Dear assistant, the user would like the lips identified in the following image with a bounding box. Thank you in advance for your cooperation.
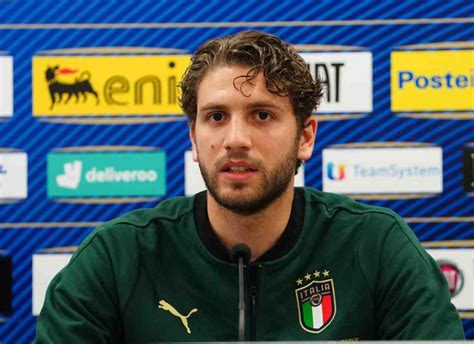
[220,161,258,183]
[221,161,258,172]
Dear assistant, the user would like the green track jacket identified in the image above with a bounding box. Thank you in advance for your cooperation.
[35,188,464,342]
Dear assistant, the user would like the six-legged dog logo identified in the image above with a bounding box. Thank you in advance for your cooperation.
[45,66,99,109]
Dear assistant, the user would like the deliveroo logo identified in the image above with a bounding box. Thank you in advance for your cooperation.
[47,151,166,198]
[56,161,82,189]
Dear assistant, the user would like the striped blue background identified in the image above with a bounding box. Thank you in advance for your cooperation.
[0,1,472,342]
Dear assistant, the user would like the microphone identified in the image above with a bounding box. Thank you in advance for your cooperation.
[230,243,251,341]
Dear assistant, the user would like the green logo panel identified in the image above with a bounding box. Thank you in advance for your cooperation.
[47,151,166,197]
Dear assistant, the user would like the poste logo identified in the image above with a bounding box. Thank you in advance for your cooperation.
[33,48,191,124]
[295,45,372,121]
[0,149,27,202]
[0,51,13,120]
[47,146,166,203]
[322,142,443,199]
[391,42,474,119]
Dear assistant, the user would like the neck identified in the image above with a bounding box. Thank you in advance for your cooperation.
[207,186,295,262]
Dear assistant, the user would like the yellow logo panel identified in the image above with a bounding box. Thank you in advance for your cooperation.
[391,49,474,112]
[33,54,191,116]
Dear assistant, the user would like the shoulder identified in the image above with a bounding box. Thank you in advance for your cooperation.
[92,195,195,236]
[301,186,402,226]
[73,195,196,260]
[101,195,194,230]
[301,187,424,255]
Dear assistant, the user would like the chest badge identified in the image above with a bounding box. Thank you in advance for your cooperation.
[294,270,336,334]
[158,300,198,334]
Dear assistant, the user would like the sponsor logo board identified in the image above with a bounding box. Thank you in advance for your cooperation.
[47,149,166,198]
[184,150,304,196]
[391,46,474,116]
[0,54,13,118]
[0,252,12,314]
[463,145,474,194]
[0,151,27,199]
[322,146,442,195]
[427,248,474,310]
[33,50,190,118]
[300,50,372,115]
[32,252,73,315]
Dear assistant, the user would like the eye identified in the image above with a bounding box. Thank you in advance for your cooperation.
[209,112,224,122]
[256,111,272,121]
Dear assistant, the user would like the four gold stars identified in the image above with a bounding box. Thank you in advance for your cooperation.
[296,269,331,285]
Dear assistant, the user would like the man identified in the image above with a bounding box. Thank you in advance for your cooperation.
[35,31,464,342]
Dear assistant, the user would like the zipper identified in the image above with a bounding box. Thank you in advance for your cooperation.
[248,264,263,341]
[249,285,257,340]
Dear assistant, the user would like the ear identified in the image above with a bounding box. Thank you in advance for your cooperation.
[189,126,198,162]
[297,116,317,162]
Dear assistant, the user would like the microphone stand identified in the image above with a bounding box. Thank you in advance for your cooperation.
[237,255,245,341]
[230,243,251,342]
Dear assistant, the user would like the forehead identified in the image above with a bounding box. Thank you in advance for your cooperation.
[196,65,292,110]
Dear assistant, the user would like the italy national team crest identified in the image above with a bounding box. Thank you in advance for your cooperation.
[295,271,336,334]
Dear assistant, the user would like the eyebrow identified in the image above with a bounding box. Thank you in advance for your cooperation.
[198,101,281,113]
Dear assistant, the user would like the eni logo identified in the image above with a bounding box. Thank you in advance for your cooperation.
[158,300,198,334]
[327,162,345,181]
[32,48,191,123]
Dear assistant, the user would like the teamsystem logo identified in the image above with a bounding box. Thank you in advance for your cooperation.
[322,144,443,196]
[32,48,191,123]
[326,163,345,181]
[47,148,166,199]
[391,42,473,119]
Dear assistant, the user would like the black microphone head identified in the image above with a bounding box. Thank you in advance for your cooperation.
[230,243,251,264]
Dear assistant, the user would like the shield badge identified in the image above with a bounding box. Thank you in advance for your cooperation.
[295,279,336,333]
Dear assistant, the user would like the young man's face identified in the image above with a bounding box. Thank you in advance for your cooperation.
[190,65,316,215]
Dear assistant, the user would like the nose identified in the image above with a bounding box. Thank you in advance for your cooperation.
[223,116,252,151]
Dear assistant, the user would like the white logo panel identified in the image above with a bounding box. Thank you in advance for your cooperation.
[184,151,304,196]
[0,152,27,199]
[301,52,372,113]
[32,253,73,315]
[0,55,13,117]
[427,248,474,310]
[322,147,443,194]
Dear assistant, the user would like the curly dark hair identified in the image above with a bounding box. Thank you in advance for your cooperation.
[179,30,323,130]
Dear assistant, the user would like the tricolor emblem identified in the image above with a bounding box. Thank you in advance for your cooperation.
[295,279,336,333]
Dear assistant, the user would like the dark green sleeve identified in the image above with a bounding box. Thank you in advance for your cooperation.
[359,214,465,340]
[35,228,125,343]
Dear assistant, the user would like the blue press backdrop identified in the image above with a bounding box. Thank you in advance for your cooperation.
[0,1,473,342]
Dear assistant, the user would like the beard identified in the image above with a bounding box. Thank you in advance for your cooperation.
[198,138,299,216]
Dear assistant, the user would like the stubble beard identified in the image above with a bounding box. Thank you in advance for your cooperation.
[198,138,299,216]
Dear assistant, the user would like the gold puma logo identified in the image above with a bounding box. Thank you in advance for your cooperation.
[158,300,198,334]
